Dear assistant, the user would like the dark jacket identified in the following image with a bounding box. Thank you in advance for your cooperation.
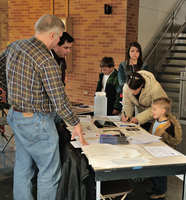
[56,123,95,200]
[51,49,66,85]
[96,69,122,115]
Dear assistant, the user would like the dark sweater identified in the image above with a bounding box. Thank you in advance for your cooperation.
[96,69,122,115]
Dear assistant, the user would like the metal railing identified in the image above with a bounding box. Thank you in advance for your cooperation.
[179,72,186,119]
[143,0,186,74]
[155,22,186,74]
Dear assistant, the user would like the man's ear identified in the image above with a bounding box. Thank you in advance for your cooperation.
[48,31,55,40]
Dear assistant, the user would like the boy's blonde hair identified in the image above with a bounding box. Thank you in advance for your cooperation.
[152,97,172,115]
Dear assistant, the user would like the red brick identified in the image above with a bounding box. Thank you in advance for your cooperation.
[5,0,139,105]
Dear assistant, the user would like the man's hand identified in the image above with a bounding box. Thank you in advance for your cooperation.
[71,123,88,146]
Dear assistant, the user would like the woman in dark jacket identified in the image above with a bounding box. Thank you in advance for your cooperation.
[117,42,148,95]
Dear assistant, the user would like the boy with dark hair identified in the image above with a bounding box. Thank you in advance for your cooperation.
[149,97,182,200]
[96,57,122,115]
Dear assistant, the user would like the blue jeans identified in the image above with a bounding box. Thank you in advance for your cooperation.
[7,108,61,200]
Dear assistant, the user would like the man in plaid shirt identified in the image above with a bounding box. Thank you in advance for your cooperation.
[0,14,87,200]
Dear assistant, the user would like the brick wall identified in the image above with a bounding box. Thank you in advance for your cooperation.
[0,3,8,52]
[5,0,139,105]
[55,0,129,105]
[126,0,139,49]
[8,0,52,42]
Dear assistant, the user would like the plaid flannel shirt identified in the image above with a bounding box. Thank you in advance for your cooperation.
[0,37,79,126]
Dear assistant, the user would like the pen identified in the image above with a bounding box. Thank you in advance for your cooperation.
[123,111,130,122]
[123,111,127,117]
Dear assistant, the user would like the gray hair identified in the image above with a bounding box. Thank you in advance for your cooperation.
[34,14,65,34]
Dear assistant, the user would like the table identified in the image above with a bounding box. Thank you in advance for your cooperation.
[80,117,186,200]
[71,102,93,115]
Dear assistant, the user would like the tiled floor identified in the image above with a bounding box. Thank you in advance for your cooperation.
[0,124,186,200]
[0,171,183,200]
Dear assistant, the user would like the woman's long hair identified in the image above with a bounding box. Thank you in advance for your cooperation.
[126,42,143,70]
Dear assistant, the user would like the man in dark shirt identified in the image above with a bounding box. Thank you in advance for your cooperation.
[0,14,87,200]
[50,32,74,132]
[51,32,74,85]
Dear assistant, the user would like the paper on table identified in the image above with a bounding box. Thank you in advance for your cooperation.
[82,144,149,168]
[114,121,137,128]
[84,137,99,144]
[81,122,99,137]
[79,115,92,122]
[128,133,161,144]
[144,145,183,157]
[83,130,99,138]
[106,115,121,122]
[71,137,99,148]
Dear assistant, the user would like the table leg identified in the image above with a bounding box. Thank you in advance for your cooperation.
[183,174,186,200]
[96,181,101,200]
[1,135,14,152]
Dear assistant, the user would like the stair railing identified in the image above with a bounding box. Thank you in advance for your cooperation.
[143,0,186,73]
[155,22,186,74]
